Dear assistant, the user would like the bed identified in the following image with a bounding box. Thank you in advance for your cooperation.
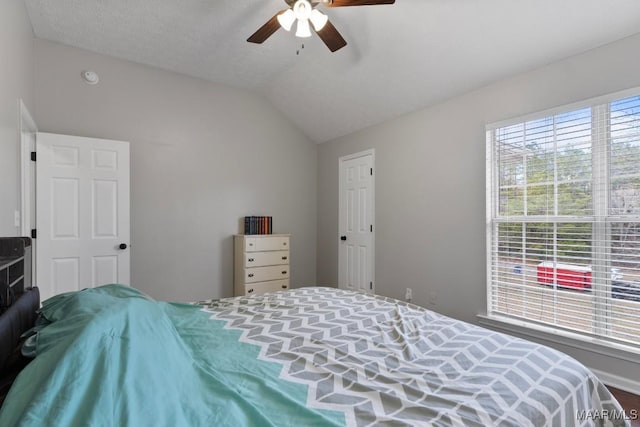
[0,284,629,426]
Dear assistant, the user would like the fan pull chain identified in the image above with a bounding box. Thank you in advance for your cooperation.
[296,43,305,56]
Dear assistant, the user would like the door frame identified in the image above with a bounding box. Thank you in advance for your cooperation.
[19,99,38,283]
[338,148,375,293]
[19,99,37,236]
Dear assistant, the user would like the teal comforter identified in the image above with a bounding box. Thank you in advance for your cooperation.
[0,285,343,426]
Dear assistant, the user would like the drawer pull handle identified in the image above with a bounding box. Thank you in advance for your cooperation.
[282,242,287,246]
[281,271,287,275]
[282,256,288,260]
[248,288,254,294]
[248,273,254,278]
[281,285,287,289]
[248,258,254,262]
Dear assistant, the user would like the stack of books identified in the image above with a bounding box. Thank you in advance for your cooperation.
[244,216,273,235]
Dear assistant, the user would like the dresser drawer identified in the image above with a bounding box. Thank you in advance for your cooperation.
[245,265,289,283]
[241,280,289,296]
[245,251,289,267]
[245,236,289,252]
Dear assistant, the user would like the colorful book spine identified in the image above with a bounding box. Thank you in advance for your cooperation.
[244,216,273,235]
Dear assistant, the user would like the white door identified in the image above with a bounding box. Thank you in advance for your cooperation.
[338,150,375,293]
[36,133,130,301]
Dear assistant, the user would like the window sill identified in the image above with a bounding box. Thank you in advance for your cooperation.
[477,314,640,365]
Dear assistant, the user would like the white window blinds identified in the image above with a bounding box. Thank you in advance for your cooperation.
[486,91,640,349]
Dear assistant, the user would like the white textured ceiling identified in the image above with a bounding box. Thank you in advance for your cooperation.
[24,0,640,143]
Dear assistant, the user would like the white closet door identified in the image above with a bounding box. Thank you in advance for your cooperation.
[36,133,130,300]
[339,150,375,293]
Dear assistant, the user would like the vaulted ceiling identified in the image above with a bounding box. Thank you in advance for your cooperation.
[24,0,640,143]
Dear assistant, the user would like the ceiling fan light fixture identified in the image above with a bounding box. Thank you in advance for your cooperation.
[293,0,312,21]
[295,18,312,38]
[309,9,328,31]
[277,9,296,31]
[248,0,396,51]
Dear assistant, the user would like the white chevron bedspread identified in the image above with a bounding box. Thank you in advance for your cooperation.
[200,287,629,427]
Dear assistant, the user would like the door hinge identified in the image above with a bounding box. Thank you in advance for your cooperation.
[370,224,373,232]
[370,282,373,290]
[31,229,37,239]
[30,152,36,162]
[370,168,373,176]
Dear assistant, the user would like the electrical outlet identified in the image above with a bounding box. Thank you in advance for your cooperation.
[14,210,20,228]
[405,288,412,301]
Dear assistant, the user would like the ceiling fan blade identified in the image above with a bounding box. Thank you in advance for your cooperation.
[247,11,285,44]
[324,0,395,7]
[314,20,347,52]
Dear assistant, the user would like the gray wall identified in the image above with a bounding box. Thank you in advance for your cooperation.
[34,40,317,302]
[0,1,34,236]
[317,33,640,382]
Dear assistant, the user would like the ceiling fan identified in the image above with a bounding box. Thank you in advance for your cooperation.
[247,0,395,53]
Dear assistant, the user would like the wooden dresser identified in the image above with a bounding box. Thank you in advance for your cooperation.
[234,234,290,296]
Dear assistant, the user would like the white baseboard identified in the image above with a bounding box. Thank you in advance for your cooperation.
[591,367,640,395]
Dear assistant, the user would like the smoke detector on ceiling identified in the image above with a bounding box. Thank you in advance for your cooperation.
[81,70,100,85]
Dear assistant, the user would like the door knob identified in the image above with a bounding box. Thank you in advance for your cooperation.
[340,236,347,241]
[119,243,128,250]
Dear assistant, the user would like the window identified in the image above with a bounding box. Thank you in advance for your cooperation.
[486,90,640,350]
